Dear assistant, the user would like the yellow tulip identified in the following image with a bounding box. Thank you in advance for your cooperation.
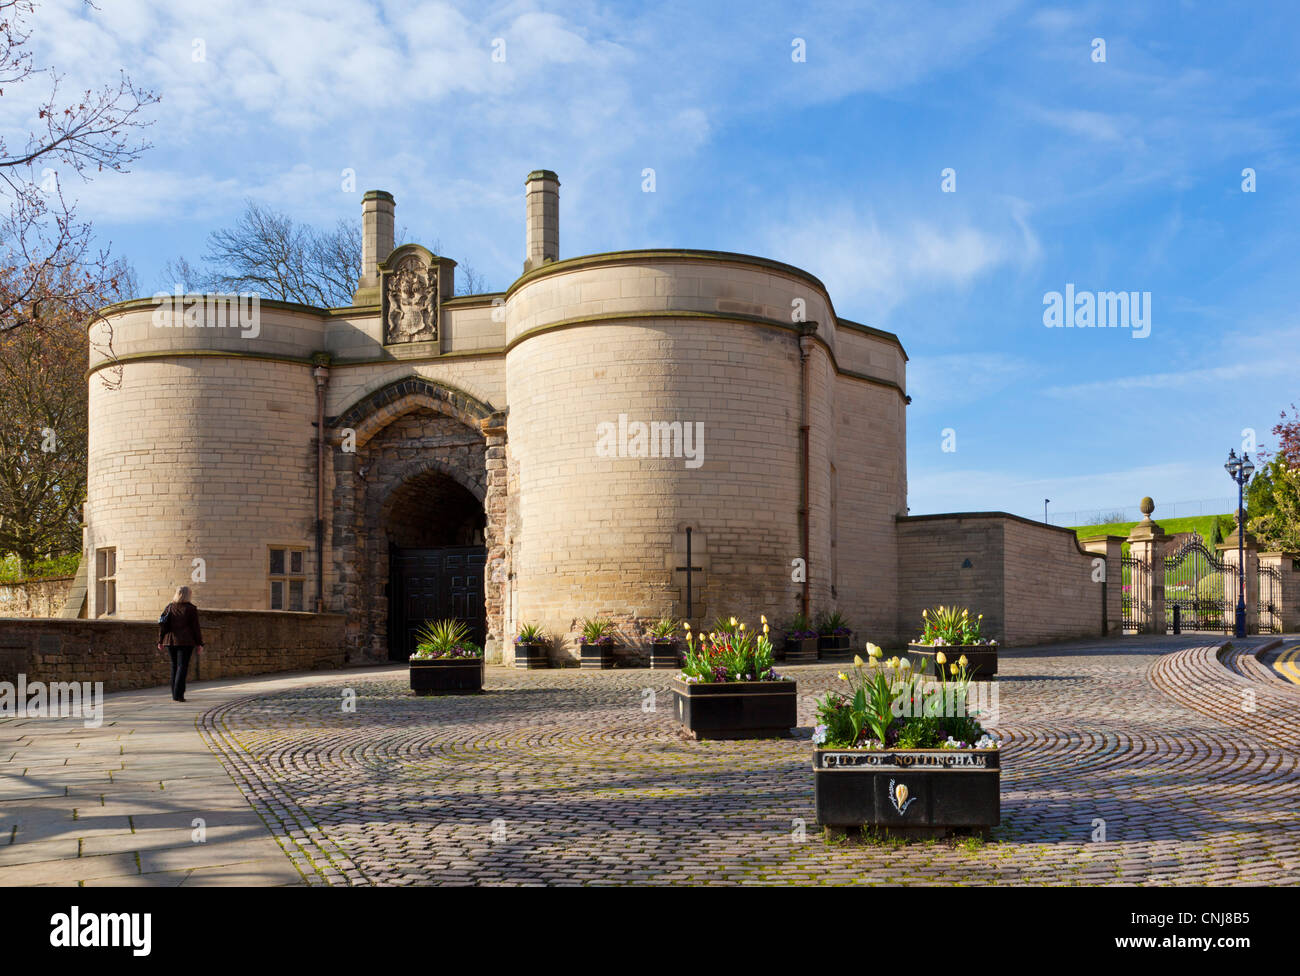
[729,617,737,627]
[959,654,969,667]
[935,651,947,665]
[949,663,958,676]
[853,654,865,667]
[760,614,767,625]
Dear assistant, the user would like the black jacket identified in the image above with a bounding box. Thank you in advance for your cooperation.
[160,601,203,646]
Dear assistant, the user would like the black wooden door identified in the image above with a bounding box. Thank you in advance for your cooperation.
[388,546,487,661]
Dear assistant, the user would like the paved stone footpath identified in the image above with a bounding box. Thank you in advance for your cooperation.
[187,636,1300,886]
[0,679,309,886]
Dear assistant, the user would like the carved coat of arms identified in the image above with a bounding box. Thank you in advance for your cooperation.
[383,254,438,344]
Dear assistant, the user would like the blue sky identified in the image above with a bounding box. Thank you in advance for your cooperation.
[18,0,1300,521]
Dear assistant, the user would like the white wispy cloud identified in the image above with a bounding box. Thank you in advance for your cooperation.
[758,202,1037,319]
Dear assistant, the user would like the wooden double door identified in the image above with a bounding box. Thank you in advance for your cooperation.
[388,545,487,661]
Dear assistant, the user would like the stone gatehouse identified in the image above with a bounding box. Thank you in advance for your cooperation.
[79,170,1114,665]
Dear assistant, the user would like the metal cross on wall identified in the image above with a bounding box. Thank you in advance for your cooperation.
[674,527,704,619]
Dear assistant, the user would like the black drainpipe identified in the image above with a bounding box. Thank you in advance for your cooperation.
[797,324,816,620]
[312,357,330,612]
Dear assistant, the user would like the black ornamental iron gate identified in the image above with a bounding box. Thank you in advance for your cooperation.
[1258,565,1282,635]
[1164,539,1238,634]
[1121,555,1149,633]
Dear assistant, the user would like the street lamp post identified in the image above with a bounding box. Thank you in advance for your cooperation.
[1223,449,1255,638]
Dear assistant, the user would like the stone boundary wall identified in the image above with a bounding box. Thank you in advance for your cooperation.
[0,578,73,618]
[1000,517,1108,645]
[0,610,347,693]
[896,516,1005,645]
[897,513,1108,647]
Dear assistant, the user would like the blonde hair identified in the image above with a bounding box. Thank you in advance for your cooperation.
[173,585,192,604]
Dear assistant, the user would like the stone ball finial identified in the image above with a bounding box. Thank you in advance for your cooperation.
[1140,496,1154,517]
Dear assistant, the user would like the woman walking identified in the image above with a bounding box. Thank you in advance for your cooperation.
[158,586,204,702]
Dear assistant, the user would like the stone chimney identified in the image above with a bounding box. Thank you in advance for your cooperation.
[524,170,559,274]
[354,190,395,305]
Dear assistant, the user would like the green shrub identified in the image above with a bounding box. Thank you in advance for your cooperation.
[0,552,80,584]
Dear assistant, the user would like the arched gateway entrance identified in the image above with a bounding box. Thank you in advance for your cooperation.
[330,378,508,664]
[383,469,486,660]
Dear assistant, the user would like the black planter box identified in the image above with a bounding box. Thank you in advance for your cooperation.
[814,748,1000,835]
[907,643,998,680]
[648,640,680,670]
[409,657,484,694]
[818,634,851,655]
[784,636,819,663]
[513,641,549,669]
[672,678,797,740]
[580,641,617,669]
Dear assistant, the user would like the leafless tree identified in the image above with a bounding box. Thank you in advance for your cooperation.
[0,0,157,336]
[164,202,491,305]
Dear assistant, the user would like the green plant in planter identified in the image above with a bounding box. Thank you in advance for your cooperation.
[812,646,996,749]
[815,609,852,636]
[411,619,482,660]
[710,615,743,636]
[580,617,616,645]
[680,616,782,683]
[785,611,817,640]
[648,617,679,642]
[515,622,547,645]
[915,605,997,647]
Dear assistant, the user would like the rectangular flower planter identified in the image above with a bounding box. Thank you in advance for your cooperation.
[513,641,549,669]
[409,658,484,695]
[580,642,617,670]
[818,634,851,655]
[813,747,1000,836]
[672,678,798,740]
[907,643,998,680]
[784,636,819,663]
[648,640,680,670]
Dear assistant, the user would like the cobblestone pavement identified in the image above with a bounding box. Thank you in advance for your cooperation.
[196,636,1300,886]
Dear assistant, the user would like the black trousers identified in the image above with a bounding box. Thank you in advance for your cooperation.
[168,646,194,701]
